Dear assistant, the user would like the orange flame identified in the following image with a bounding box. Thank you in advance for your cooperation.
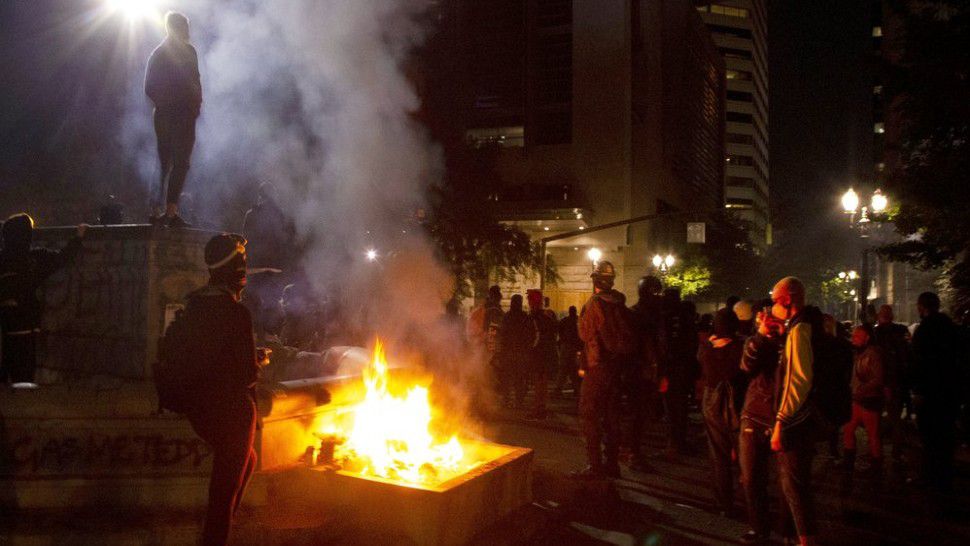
[326,340,467,484]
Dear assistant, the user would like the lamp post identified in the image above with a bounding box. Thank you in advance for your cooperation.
[652,253,675,277]
[841,188,889,322]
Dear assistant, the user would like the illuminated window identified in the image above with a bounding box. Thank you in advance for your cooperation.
[874,122,885,134]
[873,85,883,95]
[466,126,525,148]
[872,26,883,37]
[876,162,886,172]
[710,5,749,18]
[726,69,752,81]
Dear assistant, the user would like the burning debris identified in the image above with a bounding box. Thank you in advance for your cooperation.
[306,340,479,486]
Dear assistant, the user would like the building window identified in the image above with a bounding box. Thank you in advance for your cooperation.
[727,176,755,188]
[466,126,525,148]
[726,69,752,81]
[727,132,755,145]
[727,90,753,102]
[874,122,885,134]
[725,198,754,210]
[708,24,753,40]
[710,5,749,18]
[876,162,886,172]
[721,47,753,61]
[873,85,883,95]
[726,154,754,166]
[872,26,883,37]
[727,111,753,123]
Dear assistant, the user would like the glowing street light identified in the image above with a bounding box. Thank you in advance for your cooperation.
[870,189,888,213]
[838,271,847,279]
[587,248,602,264]
[106,0,160,20]
[847,270,858,280]
[365,249,378,262]
[841,188,860,215]
[652,254,675,275]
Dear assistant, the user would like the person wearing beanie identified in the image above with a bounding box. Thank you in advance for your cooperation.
[0,213,86,386]
[181,233,267,545]
[527,289,557,420]
[697,308,745,515]
[734,299,755,337]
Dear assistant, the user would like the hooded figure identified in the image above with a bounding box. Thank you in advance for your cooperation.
[0,214,85,385]
[182,233,266,546]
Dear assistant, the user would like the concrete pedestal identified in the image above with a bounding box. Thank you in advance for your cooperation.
[33,225,213,381]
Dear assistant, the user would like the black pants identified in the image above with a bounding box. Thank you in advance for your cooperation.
[702,385,737,511]
[0,332,37,383]
[776,423,816,539]
[665,371,690,452]
[621,369,656,459]
[739,419,771,537]
[188,398,258,546]
[917,401,957,492]
[580,364,620,468]
[154,109,197,207]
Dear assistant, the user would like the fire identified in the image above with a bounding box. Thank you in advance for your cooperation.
[322,340,470,485]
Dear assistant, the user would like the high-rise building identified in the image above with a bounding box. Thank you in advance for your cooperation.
[448,0,726,307]
[695,1,770,248]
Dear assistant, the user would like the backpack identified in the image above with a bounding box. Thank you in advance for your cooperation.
[801,306,852,428]
[595,295,637,357]
[154,306,206,414]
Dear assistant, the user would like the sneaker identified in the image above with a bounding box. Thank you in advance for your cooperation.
[165,214,191,228]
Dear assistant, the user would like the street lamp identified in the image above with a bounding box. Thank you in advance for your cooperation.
[652,254,675,275]
[365,249,378,262]
[839,187,891,323]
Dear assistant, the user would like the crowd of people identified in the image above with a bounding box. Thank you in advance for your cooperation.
[466,262,969,546]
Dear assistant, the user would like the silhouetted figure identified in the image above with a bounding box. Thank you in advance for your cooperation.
[527,289,557,419]
[660,289,696,458]
[0,214,86,386]
[872,304,911,460]
[145,11,202,228]
[184,234,266,546]
[911,292,961,493]
[841,324,886,489]
[498,294,536,408]
[556,305,582,397]
[242,182,296,272]
[98,196,125,225]
[698,308,745,515]
[624,275,665,472]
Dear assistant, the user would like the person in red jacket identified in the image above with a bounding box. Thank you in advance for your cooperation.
[841,324,887,486]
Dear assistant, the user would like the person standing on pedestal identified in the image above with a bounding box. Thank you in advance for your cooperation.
[145,11,202,228]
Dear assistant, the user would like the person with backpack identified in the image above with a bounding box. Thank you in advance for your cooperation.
[841,324,887,485]
[698,308,746,515]
[872,304,911,461]
[0,213,86,386]
[575,260,635,478]
[158,233,268,546]
[769,277,818,546]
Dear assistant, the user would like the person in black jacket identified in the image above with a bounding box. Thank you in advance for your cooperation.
[0,214,86,386]
[498,294,537,408]
[911,292,962,494]
[737,301,782,544]
[145,11,202,228]
[698,308,745,515]
[185,233,268,546]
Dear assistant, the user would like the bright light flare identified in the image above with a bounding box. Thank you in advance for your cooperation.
[365,249,378,262]
[652,255,663,268]
[841,188,860,214]
[106,0,159,21]
[587,248,602,264]
[664,254,675,267]
[871,189,889,213]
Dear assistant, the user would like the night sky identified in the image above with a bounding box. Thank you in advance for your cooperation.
[0,0,875,280]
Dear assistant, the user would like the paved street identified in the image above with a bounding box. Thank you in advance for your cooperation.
[475,394,970,546]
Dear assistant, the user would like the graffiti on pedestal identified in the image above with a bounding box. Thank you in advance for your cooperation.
[1,423,212,477]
